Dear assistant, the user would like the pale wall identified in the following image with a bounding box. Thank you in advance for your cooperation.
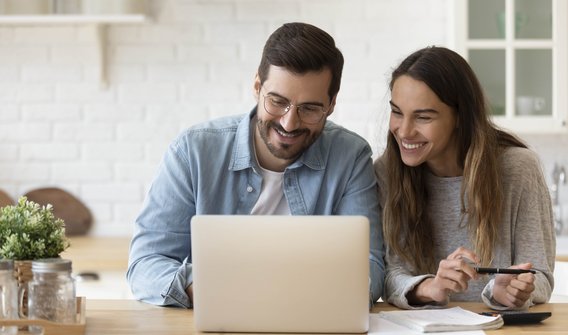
[0,0,566,236]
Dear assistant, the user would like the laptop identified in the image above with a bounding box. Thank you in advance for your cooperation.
[191,215,370,333]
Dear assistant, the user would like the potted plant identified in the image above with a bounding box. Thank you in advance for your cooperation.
[0,196,70,294]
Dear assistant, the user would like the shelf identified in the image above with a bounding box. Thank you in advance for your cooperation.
[0,14,147,25]
[0,14,149,88]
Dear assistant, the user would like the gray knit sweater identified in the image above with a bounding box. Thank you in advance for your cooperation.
[374,147,555,309]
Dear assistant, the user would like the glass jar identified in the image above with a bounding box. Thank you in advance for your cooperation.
[27,258,76,332]
[0,259,18,335]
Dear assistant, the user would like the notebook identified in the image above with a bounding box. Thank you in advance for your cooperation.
[377,307,504,332]
[191,215,370,333]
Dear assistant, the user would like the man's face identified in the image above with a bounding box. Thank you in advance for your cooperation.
[253,66,335,171]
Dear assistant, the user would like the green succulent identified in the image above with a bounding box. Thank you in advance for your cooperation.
[0,196,70,260]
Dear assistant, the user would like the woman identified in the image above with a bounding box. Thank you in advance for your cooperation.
[375,46,555,310]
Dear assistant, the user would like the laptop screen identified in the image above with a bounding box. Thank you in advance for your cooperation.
[191,215,370,333]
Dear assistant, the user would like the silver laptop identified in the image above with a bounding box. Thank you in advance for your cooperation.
[191,215,370,333]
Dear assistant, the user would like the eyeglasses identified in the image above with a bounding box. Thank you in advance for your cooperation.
[262,92,328,125]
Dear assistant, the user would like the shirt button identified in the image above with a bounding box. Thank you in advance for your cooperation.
[247,186,254,193]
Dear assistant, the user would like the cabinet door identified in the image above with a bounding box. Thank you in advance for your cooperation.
[454,0,567,133]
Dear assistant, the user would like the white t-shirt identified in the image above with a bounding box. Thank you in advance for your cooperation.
[250,166,291,215]
[250,124,291,215]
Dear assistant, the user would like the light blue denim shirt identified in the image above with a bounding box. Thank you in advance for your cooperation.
[127,109,384,308]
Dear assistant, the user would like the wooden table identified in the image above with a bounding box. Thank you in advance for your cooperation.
[76,300,567,334]
[2,299,565,334]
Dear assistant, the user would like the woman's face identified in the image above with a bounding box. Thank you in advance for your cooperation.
[389,75,461,177]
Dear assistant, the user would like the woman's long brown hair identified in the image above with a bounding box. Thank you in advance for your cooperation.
[383,47,526,273]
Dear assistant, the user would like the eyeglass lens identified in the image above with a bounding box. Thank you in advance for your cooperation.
[263,95,325,124]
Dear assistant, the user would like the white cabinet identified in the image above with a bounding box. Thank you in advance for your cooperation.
[453,0,568,133]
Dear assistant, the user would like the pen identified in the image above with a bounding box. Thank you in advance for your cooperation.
[475,267,536,274]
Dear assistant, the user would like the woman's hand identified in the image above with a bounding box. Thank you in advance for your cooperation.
[408,247,480,304]
[492,263,535,308]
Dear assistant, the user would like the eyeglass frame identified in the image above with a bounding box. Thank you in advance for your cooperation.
[260,87,330,125]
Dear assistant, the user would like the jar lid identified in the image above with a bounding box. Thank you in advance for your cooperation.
[0,259,14,270]
[32,258,72,272]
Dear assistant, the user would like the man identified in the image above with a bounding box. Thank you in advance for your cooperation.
[127,22,384,308]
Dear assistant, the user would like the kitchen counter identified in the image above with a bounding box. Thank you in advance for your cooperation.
[60,236,133,299]
[57,235,568,301]
[60,236,131,272]
[557,235,568,262]
[60,235,568,266]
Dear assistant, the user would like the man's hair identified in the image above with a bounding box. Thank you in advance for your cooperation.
[257,22,344,101]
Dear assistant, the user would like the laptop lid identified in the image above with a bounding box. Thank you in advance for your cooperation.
[191,215,370,333]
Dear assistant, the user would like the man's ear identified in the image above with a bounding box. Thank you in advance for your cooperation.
[253,73,261,102]
[326,95,338,117]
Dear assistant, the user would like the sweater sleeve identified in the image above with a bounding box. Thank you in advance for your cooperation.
[383,249,448,309]
[481,148,555,309]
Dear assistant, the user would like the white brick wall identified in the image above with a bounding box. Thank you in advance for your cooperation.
[1,0,566,236]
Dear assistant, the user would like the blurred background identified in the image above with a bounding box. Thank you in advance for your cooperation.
[0,0,567,301]
[1,0,566,237]
[0,0,447,236]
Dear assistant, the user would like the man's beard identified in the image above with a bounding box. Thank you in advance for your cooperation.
[256,118,320,161]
